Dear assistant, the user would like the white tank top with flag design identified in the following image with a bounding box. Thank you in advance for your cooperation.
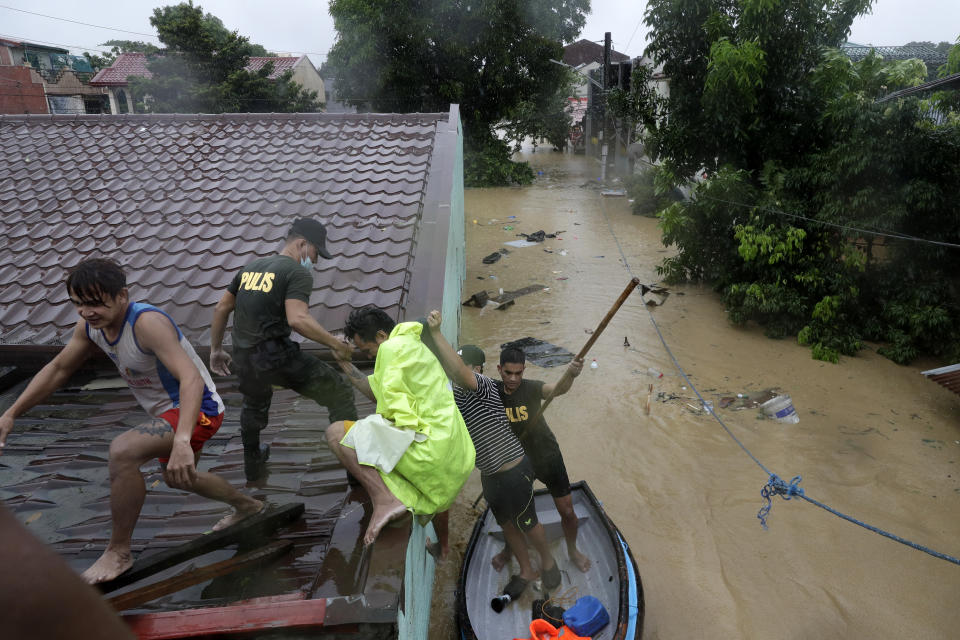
[85,302,224,418]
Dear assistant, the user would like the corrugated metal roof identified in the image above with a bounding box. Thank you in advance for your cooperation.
[0,374,406,617]
[0,110,459,352]
[922,363,960,398]
[841,44,949,66]
[876,71,960,103]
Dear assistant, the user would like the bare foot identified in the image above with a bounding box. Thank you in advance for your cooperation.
[81,547,133,584]
[212,500,265,532]
[491,547,511,572]
[363,499,408,546]
[569,547,591,572]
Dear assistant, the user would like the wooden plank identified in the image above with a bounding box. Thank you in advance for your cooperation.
[107,540,293,612]
[97,502,305,594]
[124,595,325,639]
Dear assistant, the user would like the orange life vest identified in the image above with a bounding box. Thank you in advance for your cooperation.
[518,618,591,640]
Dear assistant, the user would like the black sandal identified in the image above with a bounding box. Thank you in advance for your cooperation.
[504,574,530,599]
[542,559,561,590]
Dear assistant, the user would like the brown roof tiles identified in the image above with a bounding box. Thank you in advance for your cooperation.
[0,110,458,351]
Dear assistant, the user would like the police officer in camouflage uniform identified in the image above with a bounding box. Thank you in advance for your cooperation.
[210,218,358,480]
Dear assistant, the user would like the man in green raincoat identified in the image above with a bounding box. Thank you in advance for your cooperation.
[326,306,475,546]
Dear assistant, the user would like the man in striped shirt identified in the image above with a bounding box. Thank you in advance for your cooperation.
[425,310,560,594]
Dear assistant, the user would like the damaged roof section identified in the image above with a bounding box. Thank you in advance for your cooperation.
[0,109,460,351]
[0,374,406,622]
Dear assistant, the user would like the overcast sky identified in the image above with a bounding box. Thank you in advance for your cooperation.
[1,0,957,67]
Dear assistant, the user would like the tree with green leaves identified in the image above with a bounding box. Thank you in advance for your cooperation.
[326,0,589,186]
[637,0,960,364]
[130,2,320,113]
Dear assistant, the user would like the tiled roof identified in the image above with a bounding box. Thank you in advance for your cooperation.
[90,55,303,86]
[246,56,301,80]
[89,52,152,86]
[0,110,459,351]
[562,39,629,67]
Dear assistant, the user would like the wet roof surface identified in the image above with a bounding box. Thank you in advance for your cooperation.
[0,111,451,350]
[0,372,406,617]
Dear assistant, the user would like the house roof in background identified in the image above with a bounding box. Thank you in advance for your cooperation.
[562,39,629,67]
[877,71,960,103]
[922,363,960,398]
[0,109,460,352]
[90,54,309,86]
[246,56,303,79]
[0,38,69,54]
[89,52,152,86]
[841,43,949,67]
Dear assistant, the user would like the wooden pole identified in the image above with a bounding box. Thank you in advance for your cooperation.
[530,277,640,423]
[106,540,293,612]
[97,502,304,594]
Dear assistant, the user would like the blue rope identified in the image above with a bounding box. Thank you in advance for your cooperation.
[758,474,805,530]
[597,197,960,567]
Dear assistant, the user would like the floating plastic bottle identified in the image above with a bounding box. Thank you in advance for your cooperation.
[590,359,599,370]
[647,367,663,379]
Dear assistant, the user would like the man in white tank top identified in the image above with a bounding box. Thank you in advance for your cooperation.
[0,259,263,584]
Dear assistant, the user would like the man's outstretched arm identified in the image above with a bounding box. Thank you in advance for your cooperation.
[0,322,95,453]
[285,298,354,361]
[542,357,584,398]
[334,358,376,403]
[426,310,478,391]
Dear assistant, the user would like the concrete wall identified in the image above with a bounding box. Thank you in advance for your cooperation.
[291,58,326,104]
[0,66,48,114]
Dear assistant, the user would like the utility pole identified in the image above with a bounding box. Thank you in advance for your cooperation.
[601,32,611,183]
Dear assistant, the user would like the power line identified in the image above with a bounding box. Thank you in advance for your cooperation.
[631,156,960,250]
[0,5,328,58]
[624,17,644,53]
[0,32,112,54]
[700,194,960,250]
[0,5,159,38]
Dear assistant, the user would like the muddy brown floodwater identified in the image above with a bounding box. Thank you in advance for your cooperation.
[428,147,960,639]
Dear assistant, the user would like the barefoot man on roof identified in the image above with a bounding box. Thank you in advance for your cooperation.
[0,258,262,584]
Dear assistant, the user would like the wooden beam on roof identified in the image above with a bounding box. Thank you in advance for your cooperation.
[96,502,305,594]
[107,540,293,612]
[122,591,327,639]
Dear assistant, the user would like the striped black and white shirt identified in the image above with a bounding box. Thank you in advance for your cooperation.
[453,373,525,475]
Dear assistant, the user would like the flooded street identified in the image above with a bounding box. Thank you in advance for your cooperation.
[430,149,960,638]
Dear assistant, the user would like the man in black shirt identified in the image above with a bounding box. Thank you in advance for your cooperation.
[495,346,591,573]
[209,218,357,481]
[424,311,559,592]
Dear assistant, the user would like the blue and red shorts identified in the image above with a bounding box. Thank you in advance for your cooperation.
[156,408,224,464]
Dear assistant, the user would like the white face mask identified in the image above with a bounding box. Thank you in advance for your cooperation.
[300,245,313,270]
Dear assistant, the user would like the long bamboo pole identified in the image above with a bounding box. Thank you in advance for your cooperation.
[529,277,640,424]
